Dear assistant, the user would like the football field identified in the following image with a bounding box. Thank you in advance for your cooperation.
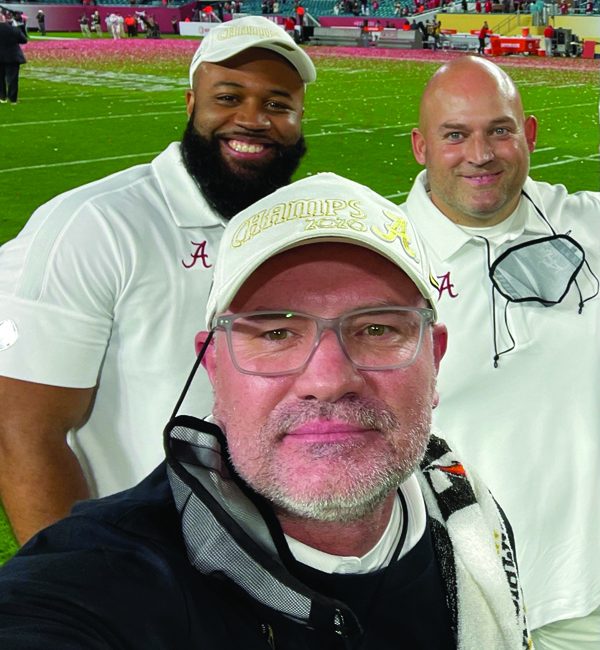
[1,40,599,244]
[0,38,598,560]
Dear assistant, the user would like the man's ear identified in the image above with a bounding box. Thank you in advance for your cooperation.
[411,128,427,166]
[432,323,448,373]
[185,88,195,118]
[524,115,538,153]
[431,323,448,409]
[195,331,216,382]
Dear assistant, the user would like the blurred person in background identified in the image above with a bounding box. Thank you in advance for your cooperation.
[0,10,27,104]
[477,19,489,54]
[79,13,91,37]
[90,10,102,36]
[543,21,554,55]
[36,9,45,36]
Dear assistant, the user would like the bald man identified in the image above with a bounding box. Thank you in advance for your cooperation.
[403,55,600,649]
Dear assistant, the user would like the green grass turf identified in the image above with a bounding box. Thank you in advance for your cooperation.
[2,53,599,244]
[0,515,17,564]
[0,47,598,561]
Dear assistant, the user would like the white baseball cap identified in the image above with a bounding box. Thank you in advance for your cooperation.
[206,172,437,328]
[189,16,317,87]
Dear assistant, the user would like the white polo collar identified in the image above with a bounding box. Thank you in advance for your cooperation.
[152,142,226,229]
[406,171,553,262]
[285,474,426,575]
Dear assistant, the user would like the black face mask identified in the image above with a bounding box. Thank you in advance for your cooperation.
[480,190,599,367]
[180,117,307,221]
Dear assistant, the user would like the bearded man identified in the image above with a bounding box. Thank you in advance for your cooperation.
[0,16,315,545]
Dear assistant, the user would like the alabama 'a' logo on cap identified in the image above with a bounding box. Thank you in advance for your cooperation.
[371,209,419,262]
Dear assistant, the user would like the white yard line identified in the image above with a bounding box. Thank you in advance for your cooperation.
[384,190,410,199]
[531,153,600,169]
[24,66,188,93]
[530,101,597,112]
[0,110,182,128]
[0,136,589,176]
[0,152,160,174]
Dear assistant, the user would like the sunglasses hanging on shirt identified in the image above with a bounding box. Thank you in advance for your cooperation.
[479,190,599,368]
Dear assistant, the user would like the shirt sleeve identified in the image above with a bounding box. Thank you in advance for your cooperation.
[0,196,120,388]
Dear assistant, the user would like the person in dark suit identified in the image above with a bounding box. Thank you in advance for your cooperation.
[0,12,28,104]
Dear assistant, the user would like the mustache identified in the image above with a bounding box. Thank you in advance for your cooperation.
[264,397,401,437]
[180,115,306,221]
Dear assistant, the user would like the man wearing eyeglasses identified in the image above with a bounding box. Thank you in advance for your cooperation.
[0,174,531,648]
[405,55,600,649]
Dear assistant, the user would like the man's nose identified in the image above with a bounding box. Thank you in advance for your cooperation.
[234,100,270,130]
[292,330,365,403]
[467,133,495,165]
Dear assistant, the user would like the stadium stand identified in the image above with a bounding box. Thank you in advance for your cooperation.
[244,0,410,16]
[6,0,596,14]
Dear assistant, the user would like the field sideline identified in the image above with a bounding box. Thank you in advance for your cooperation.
[0,39,598,561]
[1,39,598,243]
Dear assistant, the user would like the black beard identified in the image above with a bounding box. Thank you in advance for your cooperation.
[180,119,307,221]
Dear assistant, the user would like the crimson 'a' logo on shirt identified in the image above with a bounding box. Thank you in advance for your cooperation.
[430,271,459,300]
[182,241,212,269]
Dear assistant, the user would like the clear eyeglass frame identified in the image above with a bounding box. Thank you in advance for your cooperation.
[211,306,435,377]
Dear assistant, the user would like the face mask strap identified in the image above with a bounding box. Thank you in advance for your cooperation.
[522,190,600,312]
[521,189,557,235]
[477,235,516,368]
[578,258,600,313]
[478,193,598,367]
[495,300,517,367]
[169,330,215,421]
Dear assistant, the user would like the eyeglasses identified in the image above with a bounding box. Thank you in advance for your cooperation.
[212,306,435,376]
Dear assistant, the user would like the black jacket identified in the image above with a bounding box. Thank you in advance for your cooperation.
[0,23,27,65]
[0,418,530,649]
[0,465,458,649]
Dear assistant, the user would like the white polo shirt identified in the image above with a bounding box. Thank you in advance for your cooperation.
[403,171,600,630]
[0,143,225,497]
